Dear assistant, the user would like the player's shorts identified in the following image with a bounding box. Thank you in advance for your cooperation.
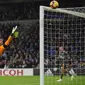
[58,58,67,69]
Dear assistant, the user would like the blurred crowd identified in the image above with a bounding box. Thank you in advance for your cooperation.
[0,3,39,21]
[0,2,40,68]
[0,2,85,69]
[0,22,39,68]
[0,20,84,68]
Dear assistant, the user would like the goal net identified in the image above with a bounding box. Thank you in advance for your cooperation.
[40,6,85,85]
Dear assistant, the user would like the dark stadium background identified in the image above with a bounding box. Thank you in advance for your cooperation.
[0,0,84,70]
[0,0,85,7]
[0,1,84,85]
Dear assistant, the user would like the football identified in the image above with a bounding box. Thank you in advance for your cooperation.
[50,0,59,9]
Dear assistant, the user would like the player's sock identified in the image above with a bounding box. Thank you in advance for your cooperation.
[71,75,74,81]
[57,73,63,82]
[60,73,63,79]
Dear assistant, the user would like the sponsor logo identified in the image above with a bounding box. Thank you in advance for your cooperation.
[0,69,33,76]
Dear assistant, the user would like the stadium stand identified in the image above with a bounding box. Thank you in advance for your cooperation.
[0,1,84,69]
[0,22,39,68]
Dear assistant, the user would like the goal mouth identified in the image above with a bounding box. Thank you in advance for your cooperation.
[40,6,85,85]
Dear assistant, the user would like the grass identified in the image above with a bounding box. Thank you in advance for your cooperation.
[0,76,85,85]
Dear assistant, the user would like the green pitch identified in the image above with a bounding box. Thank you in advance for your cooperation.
[0,76,85,85]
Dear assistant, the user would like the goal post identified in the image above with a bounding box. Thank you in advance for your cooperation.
[40,6,44,85]
[40,6,85,85]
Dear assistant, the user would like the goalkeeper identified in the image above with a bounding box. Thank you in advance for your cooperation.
[0,26,17,56]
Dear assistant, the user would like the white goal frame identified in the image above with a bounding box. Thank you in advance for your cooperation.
[40,6,85,85]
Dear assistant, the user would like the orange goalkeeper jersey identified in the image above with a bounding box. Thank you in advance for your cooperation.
[0,36,13,56]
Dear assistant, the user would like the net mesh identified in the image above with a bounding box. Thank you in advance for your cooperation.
[43,7,85,85]
[63,7,85,13]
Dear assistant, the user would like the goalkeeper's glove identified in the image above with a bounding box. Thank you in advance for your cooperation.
[12,26,17,34]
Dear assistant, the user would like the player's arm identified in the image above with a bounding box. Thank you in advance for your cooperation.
[4,26,17,47]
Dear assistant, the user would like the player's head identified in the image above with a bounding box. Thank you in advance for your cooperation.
[59,46,64,51]
[0,39,3,45]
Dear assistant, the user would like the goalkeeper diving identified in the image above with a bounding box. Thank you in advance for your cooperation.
[0,26,17,56]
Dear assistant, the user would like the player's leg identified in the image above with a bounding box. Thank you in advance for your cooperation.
[68,68,76,81]
[57,63,65,82]
[67,61,76,81]
[60,64,65,79]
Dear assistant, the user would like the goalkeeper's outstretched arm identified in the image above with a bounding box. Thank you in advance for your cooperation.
[4,26,17,46]
[0,26,17,56]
